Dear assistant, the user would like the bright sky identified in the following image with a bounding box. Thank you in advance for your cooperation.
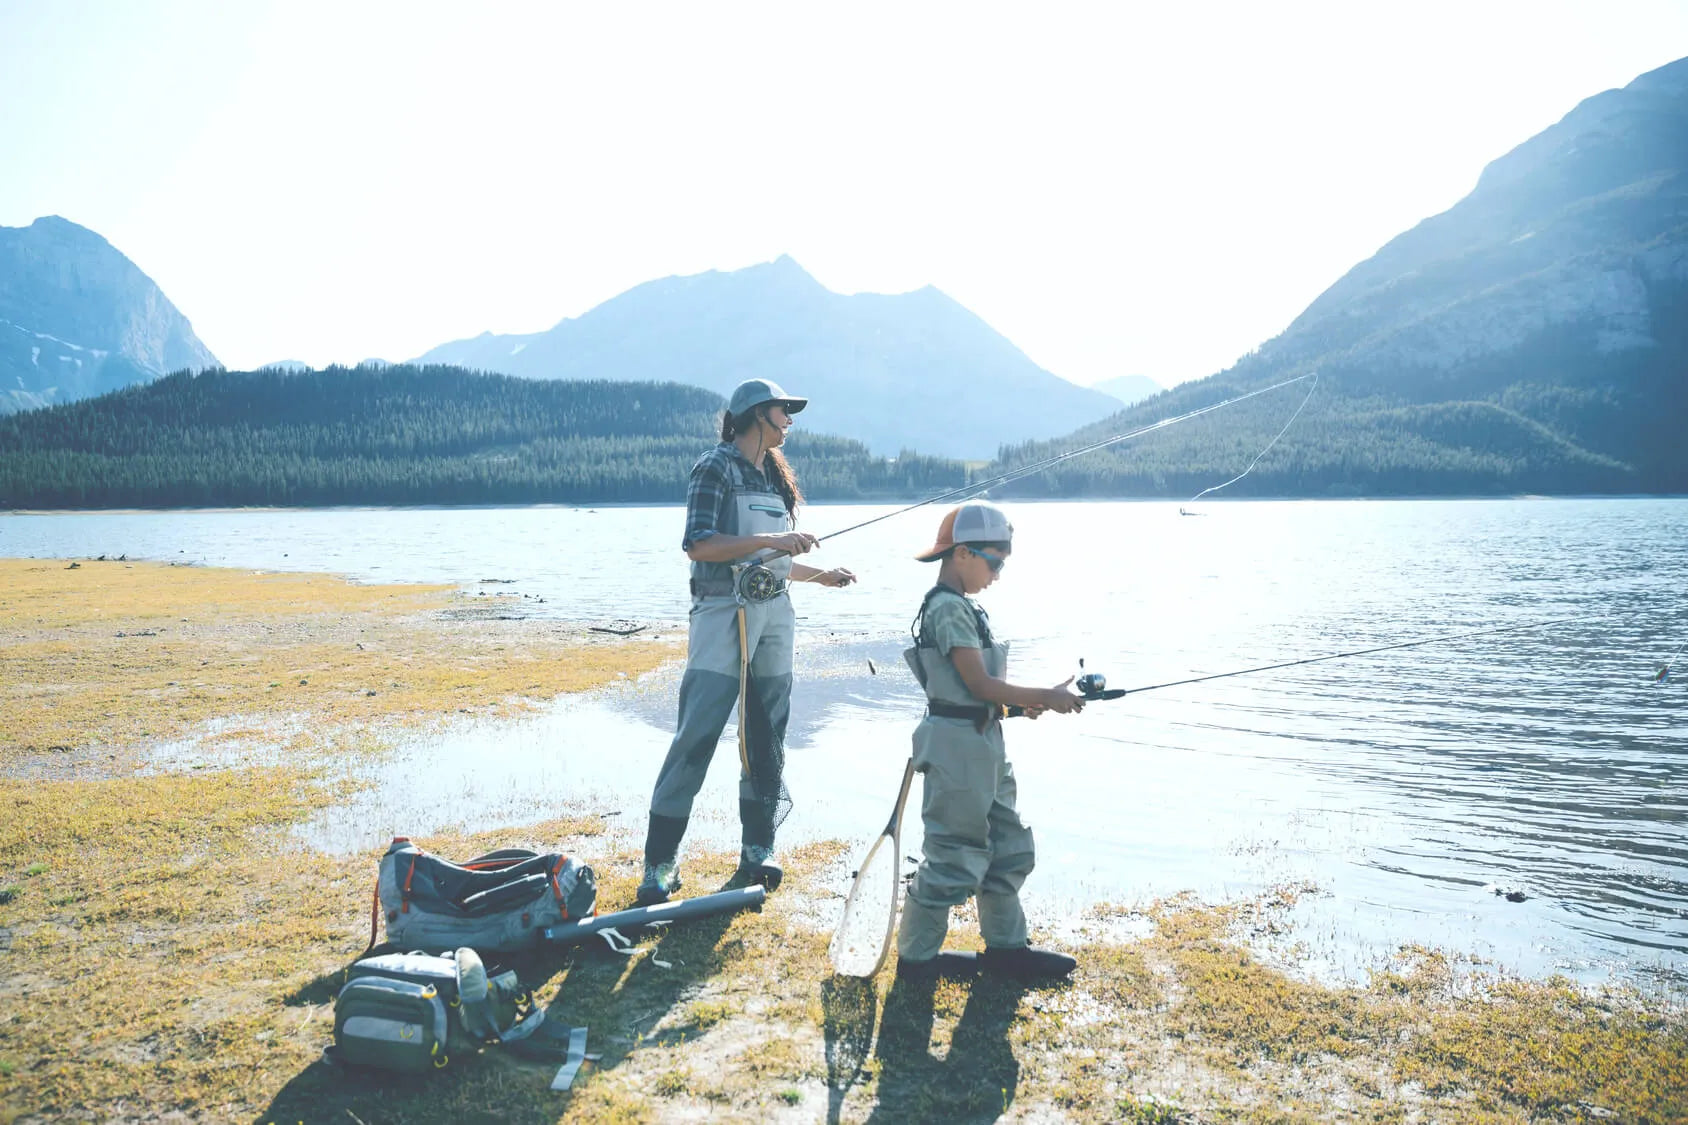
[3,2,1685,386]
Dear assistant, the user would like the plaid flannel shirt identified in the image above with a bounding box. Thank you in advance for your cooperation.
[682,442,775,550]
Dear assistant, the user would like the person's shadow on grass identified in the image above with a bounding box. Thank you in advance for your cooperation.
[257,877,748,1125]
[822,974,879,1124]
[859,972,1034,1125]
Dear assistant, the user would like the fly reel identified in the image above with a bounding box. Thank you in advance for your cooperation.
[734,563,787,605]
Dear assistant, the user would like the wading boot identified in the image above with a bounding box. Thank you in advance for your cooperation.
[636,861,682,906]
[636,813,687,906]
[979,945,1076,981]
[735,799,783,890]
[894,951,980,980]
[733,844,783,891]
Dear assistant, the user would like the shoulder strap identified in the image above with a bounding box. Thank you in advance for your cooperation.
[911,584,994,649]
[720,445,785,500]
[721,449,749,492]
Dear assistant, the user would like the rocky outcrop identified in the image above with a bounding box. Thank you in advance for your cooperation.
[1253,56,1688,396]
[1140,55,1688,490]
[1022,56,1688,495]
[0,216,218,413]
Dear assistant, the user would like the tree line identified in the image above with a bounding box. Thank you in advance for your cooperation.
[0,363,1673,510]
[0,366,968,508]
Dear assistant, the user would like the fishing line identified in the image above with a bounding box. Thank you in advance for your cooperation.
[753,373,1315,568]
[1656,635,1688,683]
[732,373,1314,601]
[1102,617,1575,698]
[1185,371,1319,505]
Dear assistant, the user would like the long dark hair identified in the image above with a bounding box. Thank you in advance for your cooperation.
[723,407,803,517]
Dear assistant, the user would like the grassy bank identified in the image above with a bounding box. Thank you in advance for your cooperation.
[0,557,675,772]
[1,558,1683,1123]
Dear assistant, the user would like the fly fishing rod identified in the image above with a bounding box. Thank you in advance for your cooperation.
[732,373,1317,603]
[815,371,1315,545]
[1001,617,1576,712]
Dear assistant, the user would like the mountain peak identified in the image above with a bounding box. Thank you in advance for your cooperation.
[1472,53,1688,199]
[413,258,1119,457]
[744,254,820,287]
[24,214,111,245]
[0,216,219,413]
[30,214,89,231]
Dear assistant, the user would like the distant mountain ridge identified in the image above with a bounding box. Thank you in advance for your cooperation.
[414,256,1121,459]
[1013,55,1688,496]
[0,216,219,413]
[1092,374,1162,407]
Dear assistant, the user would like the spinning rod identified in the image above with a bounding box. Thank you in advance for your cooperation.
[1019,617,1576,708]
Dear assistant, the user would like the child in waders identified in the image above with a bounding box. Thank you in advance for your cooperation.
[896,500,1083,981]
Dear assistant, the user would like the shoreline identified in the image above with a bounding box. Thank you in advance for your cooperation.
[2,557,1684,1122]
[7,493,1688,518]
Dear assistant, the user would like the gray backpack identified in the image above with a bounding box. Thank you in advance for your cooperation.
[373,838,597,954]
[332,948,541,1073]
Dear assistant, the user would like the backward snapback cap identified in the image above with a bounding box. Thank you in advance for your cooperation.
[729,378,807,417]
[915,500,1014,562]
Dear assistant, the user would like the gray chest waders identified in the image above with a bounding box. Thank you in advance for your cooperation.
[647,485,797,859]
[896,592,1035,961]
[730,491,794,784]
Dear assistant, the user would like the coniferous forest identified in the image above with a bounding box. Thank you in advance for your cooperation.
[0,366,967,509]
[0,362,1679,511]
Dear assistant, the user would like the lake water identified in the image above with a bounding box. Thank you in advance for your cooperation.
[5,498,1685,991]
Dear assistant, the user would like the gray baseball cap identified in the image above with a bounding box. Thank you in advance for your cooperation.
[728,378,808,417]
[915,500,1014,561]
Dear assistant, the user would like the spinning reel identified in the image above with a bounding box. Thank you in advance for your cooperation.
[1075,671,1126,701]
[1004,668,1125,717]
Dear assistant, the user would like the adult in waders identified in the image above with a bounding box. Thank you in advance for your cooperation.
[638,379,857,906]
[896,500,1082,980]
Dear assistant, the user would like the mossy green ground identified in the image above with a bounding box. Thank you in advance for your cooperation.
[2,559,1684,1123]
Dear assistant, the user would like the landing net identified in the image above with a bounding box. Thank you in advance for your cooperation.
[828,832,900,977]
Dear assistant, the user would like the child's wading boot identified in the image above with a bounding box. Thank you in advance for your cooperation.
[979,944,1077,981]
[636,814,687,906]
[894,951,980,980]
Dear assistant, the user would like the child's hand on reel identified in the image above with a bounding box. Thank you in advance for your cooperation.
[1038,676,1085,715]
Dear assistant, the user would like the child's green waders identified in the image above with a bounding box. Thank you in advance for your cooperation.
[648,477,796,853]
[897,588,1036,960]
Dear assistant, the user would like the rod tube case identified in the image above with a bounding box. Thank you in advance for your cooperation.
[542,886,766,946]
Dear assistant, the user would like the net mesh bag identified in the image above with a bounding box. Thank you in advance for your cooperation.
[828,835,900,977]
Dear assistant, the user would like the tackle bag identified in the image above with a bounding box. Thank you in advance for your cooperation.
[332,948,541,1073]
[375,838,597,954]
